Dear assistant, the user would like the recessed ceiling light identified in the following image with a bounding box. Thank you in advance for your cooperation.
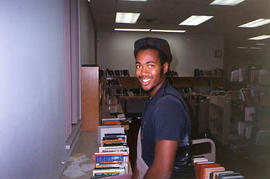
[115,12,140,24]
[210,0,245,6]
[248,35,270,40]
[239,18,270,28]
[151,29,186,33]
[179,15,213,26]
[114,28,150,32]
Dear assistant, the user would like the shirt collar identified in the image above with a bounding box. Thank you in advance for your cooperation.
[151,81,168,100]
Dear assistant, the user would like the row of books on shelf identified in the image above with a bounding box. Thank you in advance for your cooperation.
[237,87,269,107]
[230,67,269,84]
[93,125,129,178]
[193,157,244,179]
[104,69,130,77]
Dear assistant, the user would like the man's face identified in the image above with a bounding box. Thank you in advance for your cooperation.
[135,49,168,97]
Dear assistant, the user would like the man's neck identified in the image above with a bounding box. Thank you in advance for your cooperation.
[150,78,167,97]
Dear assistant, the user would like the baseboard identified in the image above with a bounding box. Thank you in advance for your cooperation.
[60,121,82,178]
[65,120,82,152]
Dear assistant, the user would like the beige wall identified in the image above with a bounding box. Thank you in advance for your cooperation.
[80,0,96,65]
[97,32,224,76]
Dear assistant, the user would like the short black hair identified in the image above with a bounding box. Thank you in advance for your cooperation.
[134,45,168,66]
[134,37,172,65]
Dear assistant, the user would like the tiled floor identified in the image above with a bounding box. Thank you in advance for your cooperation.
[61,131,98,179]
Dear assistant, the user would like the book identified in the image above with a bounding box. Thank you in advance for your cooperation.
[102,134,127,144]
[202,166,225,179]
[196,162,220,179]
[98,125,125,145]
[102,139,126,147]
[221,176,244,179]
[93,167,125,178]
[195,161,214,179]
[101,118,126,125]
[99,146,129,153]
[218,172,244,179]
[94,152,129,174]
[192,157,208,165]
[103,142,127,147]
[211,171,234,179]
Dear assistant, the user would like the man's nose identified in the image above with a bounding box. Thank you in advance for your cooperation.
[141,65,148,75]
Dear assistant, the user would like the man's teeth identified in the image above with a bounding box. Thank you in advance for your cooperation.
[142,79,150,82]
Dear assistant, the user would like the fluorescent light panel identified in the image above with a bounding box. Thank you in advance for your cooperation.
[256,43,265,46]
[179,15,213,26]
[114,28,150,32]
[151,29,186,33]
[248,35,270,40]
[115,12,140,24]
[237,46,248,49]
[250,47,262,49]
[210,0,245,6]
[239,18,270,28]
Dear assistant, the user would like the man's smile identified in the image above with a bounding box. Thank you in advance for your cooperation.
[140,77,152,85]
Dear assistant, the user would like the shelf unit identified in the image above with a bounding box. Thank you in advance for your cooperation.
[208,95,231,145]
[227,65,270,148]
[81,66,100,131]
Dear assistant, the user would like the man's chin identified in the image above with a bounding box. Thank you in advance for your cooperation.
[141,85,153,92]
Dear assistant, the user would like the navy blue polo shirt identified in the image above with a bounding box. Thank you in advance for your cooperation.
[140,82,191,167]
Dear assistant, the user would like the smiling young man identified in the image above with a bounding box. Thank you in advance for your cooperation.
[132,37,194,179]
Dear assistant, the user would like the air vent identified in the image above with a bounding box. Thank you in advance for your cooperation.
[137,18,160,25]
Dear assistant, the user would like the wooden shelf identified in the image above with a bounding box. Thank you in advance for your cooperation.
[81,66,100,131]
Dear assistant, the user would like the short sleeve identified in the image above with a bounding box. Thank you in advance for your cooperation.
[152,95,186,142]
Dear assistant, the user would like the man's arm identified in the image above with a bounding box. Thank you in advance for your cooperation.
[131,162,139,179]
[143,140,178,179]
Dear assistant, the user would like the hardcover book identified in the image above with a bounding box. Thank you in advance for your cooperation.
[192,157,208,165]
[219,172,244,179]
[99,146,129,153]
[92,167,125,178]
[196,162,220,179]
[98,125,125,145]
[195,162,214,179]
[202,166,225,179]
[211,171,234,179]
[94,152,129,174]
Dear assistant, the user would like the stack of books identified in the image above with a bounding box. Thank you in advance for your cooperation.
[98,125,125,145]
[101,118,126,125]
[93,126,129,178]
[193,157,244,179]
[101,133,127,147]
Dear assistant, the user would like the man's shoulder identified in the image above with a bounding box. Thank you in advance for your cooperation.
[152,82,184,107]
[164,84,183,100]
[161,83,188,111]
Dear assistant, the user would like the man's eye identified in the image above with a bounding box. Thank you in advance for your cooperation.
[148,65,154,68]
[136,65,141,69]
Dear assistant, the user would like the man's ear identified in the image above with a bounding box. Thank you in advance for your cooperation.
[163,62,169,75]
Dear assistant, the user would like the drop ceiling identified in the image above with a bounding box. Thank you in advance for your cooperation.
[89,0,270,52]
